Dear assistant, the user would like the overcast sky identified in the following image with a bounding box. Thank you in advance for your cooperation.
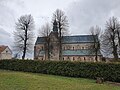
[0,0,120,57]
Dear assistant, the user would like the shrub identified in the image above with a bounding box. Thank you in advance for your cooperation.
[0,60,120,82]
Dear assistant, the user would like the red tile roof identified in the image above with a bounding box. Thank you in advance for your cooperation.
[0,45,7,53]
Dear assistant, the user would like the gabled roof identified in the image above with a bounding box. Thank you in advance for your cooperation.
[62,35,97,44]
[35,35,97,45]
[0,45,7,53]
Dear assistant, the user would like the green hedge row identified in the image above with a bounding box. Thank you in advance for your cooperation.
[0,60,120,82]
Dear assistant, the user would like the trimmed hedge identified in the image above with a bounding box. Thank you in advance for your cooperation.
[0,60,120,82]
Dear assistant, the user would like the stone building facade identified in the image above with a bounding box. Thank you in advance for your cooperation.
[34,21,102,62]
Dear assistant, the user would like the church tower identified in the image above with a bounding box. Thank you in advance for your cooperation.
[48,19,59,60]
[53,19,58,33]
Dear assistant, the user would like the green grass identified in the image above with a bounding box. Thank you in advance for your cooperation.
[0,70,119,90]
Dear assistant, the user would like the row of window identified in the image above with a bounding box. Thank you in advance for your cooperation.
[63,46,87,50]
[38,44,95,51]
[63,44,94,50]
[39,56,99,61]
[62,57,96,61]
[40,57,88,61]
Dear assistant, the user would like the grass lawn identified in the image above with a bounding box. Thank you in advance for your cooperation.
[0,70,119,90]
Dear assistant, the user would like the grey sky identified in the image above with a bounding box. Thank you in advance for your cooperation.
[0,0,120,51]
[0,0,77,46]
[67,0,120,35]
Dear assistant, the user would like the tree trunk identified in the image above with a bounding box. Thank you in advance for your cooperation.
[112,35,118,61]
[93,35,99,62]
[113,45,118,61]
[22,28,27,59]
[48,38,50,60]
[117,31,120,50]
[95,48,98,61]
[44,43,47,60]
[59,26,62,60]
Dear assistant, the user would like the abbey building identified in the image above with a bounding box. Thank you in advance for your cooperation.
[34,20,102,62]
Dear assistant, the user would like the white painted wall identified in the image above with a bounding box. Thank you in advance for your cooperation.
[0,47,12,60]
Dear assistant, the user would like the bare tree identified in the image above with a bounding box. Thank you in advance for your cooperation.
[116,20,120,55]
[101,17,120,61]
[39,23,51,60]
[14,14,34,59]
[52,9,69,60]
[89,26,101,61]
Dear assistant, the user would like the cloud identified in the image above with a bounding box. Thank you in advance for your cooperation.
[0,0,76,58]
[0,28,10,36]
[1,0,120,58]
[0,27,12,45]
[67,0,120,35]
[0,0,26,48]
[2,0,120,36]
[0,0,76,35]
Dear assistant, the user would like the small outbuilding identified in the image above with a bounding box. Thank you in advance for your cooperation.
[0,45,12,60]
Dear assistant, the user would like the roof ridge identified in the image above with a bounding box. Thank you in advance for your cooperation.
[63,35,96,37]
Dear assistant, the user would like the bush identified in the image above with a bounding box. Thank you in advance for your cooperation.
[0,60,120,82]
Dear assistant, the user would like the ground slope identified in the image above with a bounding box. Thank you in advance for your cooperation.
[0,70,119,90]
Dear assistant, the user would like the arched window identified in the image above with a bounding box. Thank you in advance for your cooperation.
[82,47,84,49]
[67,45,70,50]
[84,57,86,60]
[41,46,43,50]
[73,47,74,50]
[73,57,75,61]
[67,56,70,60]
